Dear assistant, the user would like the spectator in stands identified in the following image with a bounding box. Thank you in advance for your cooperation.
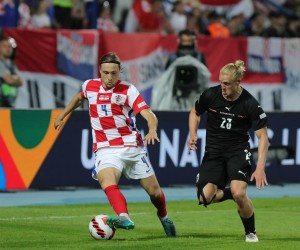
[286,16,300,37]
[97,1,119,32]
[204,10,230,38]
[162,0,177,17]
[169,0,187,34]
[165,29,207,69]
[84,0,116,29]
[30,0,52,29]
[71,0,85,29]
[262,11,289,38]
[186,5,207,35]
[98,0,116,14]
[18,0,32,28]
[83,0,96,28]
[0,0,17,27]
[53,0,73,29]
[124,0,174,34]
[0,37,22,108]
[112,0,133,32]
[245,12,267,36]
[45,0,59,29]
[227,13,248,36]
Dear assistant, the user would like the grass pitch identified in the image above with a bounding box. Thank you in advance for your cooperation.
[0,198,299,250]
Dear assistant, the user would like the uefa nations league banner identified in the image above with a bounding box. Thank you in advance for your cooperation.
[0,110,299,190]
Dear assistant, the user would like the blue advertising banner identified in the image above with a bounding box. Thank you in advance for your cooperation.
[30,111,300,189]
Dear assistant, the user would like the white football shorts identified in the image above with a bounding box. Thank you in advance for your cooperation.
[92,147,155,180]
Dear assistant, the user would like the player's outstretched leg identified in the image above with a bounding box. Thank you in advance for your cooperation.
[106,215,135,230]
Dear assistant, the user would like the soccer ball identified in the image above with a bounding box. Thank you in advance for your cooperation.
[89,214,116,240]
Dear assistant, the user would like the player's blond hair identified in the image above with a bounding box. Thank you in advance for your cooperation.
[220,60,246,82]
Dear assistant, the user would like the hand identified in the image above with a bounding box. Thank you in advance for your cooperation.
[143,129,160,145]
[250,168,268,189]
[187,135,198,151]
[12,75,22,87]
[54,116,64,131]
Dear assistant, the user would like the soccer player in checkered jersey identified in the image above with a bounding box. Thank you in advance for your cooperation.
[187,60,269,242]
[54,52,176,237]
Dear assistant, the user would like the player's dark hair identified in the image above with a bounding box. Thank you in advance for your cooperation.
[220,60,246,82]
[99,52,121,69]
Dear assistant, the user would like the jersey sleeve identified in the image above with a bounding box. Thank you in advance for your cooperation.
[194,88,212,115]
[247,98,268,130]
[128,84,149,114]
[80,80,89,99]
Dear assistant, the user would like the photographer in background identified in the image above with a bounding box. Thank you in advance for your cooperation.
[152,29,210,111]
[152,29,209,111]
[165,29,207,69]
[0,37,22,108]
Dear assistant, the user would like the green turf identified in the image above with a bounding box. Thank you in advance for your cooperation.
[0,198,299,250]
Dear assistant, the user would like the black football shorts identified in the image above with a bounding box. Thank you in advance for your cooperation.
[196,148,252,191]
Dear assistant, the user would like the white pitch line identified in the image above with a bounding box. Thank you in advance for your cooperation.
[0,212,151,221]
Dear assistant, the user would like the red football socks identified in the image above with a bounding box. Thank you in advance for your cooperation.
[150,191,167,218]
[104,185,128,215]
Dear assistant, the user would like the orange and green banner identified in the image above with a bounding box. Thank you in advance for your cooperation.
[0,110,66,190]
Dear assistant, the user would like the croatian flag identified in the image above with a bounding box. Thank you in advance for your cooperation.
[57,30,99,81]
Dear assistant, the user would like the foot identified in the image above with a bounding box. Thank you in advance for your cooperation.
[160,217,176,237]
[245,232,259,242]
[106,216,135,230]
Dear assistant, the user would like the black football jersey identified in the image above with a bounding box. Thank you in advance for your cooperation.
[195,85,268,152]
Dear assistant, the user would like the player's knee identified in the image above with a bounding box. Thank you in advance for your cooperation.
[232,191,247,204]
[147,185,161,198]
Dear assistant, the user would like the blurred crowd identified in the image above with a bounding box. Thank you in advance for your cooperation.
[1,0,300,37]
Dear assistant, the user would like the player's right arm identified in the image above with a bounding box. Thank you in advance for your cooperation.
[188,106,201,151]
[54,92,85,131]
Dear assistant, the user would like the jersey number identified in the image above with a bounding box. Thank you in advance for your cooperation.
[101,105,108,116]
[220,117,232,130]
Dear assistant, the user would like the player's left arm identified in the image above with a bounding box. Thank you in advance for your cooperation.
[251,127,269,189]
[139,108,160,145]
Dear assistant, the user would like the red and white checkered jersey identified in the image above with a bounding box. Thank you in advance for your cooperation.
[80,78,150,152]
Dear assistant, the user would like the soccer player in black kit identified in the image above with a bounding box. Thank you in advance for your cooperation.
[187,60,269,242]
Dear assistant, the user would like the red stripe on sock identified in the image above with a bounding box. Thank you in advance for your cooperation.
[104,185,128,215]
[150,191,167,218]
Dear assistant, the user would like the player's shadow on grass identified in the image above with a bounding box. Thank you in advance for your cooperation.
[264,237,300,242]
[122,232,237,241]
[177,232,238,239]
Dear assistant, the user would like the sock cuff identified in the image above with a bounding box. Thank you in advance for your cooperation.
[104,184,119,194]
[240,213,254,220]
